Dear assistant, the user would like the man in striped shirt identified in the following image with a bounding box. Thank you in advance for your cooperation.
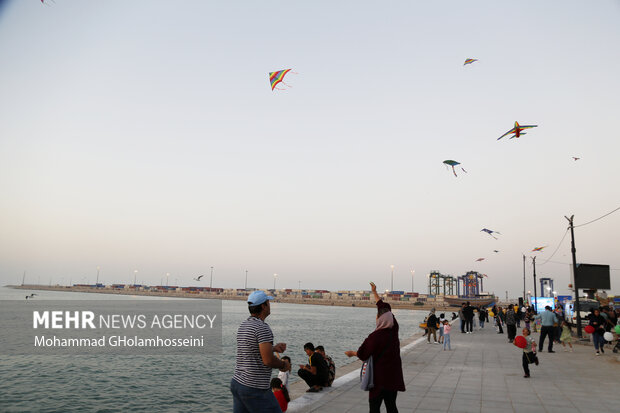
[231,291,290,413]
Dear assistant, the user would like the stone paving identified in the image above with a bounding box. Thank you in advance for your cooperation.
[289,323,620,413]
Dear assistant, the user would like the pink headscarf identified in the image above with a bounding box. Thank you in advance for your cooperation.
[375,312,394,331]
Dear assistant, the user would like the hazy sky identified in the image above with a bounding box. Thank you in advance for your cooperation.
[1,0,619,296]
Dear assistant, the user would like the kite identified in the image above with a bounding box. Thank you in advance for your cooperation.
[481,228,501,239]
[269,69,295,91]
[493,250,499,253]
[497,121,538,140]
[475,258,485,262]
[463,58,478,66]
[531,246,547,252]
[572,157,580,161]
[443,160,467,177]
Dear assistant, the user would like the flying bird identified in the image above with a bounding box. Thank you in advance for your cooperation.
[493,250,499,253]
[193,275,204,282]
[481,228,501,239]
[572,157,580,161]
[497,121,538,140]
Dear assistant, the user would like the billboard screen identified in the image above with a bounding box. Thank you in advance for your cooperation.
[571,263,611,290]
[532,296,554,313]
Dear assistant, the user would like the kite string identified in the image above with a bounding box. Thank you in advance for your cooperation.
[574,205,620,228]
[538,228,569,266]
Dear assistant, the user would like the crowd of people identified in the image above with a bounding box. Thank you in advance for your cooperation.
[230,288,619,412]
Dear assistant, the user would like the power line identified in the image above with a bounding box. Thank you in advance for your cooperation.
[538,228,569,266]
[574,205,620,228]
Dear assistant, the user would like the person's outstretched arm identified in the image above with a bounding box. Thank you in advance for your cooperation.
[370,282,380,303]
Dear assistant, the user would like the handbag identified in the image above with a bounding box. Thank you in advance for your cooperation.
[360,356,374,391]
[360,329,394,391]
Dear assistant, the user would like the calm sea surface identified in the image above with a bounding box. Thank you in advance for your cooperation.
[0,286,427,412]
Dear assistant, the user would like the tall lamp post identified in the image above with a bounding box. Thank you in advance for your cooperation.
[532,257,538,313]
[410,269,415,293]
[273,273,278,290]
[166,272,169,287]
[210,266,214,289]
[133,270,138,286]
[96,266,100,287]
[390,265,394,292]
[245,270,248,290]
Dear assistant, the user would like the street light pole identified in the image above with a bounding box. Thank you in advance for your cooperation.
[210,266,214,289]
[273,273,277,290]
[390,265,394,292]
[532,257,538,313]
[410,269,415,293]
[133,270,138,286]
[96,266,100,287]
[166,272,169,287]
[565,214,583,338]
[245,270,248,290]
[522,254,526,302]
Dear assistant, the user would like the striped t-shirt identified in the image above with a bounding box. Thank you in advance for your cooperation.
[232,316,274,389]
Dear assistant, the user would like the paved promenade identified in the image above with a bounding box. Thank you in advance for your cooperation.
[289,323,620,413]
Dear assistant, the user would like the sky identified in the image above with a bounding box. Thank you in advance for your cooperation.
[1,0,619,297]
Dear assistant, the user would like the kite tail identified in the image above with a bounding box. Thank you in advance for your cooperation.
[461,167,467,173]
[452,166,457,177]
[281,82,293,88]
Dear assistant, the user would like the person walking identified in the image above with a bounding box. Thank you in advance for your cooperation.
[521,327,538,378]
[495,306,504,334]
[559,321,573,352]
[464,302,475,333]
[506,306,517,343]
[458,303,466,334]
[589,308,607,355]
[442,319,452,351]
[535,305,559,353]
[478,307,486,329]
[345,282,405,413]
[426,309,439,344]
[231,291,291,413]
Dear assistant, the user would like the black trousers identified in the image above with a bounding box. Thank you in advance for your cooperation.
[298,368,325,388]
[539,326,555,351]
[369,389,398,413]
[522,353,531,376]
[507,324,517,341]
[465,318,473,332]
[460,319,466,333]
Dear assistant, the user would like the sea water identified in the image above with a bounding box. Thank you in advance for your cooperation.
[0,287,428,412]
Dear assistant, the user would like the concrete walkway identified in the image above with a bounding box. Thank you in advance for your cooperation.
[289,324,620,413]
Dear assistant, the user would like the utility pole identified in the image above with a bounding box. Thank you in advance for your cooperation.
[410,269,415,293]
[565,215,583,338]
[210,266,214,289]
[522,254,526,303]
[390,265,394,292]
[96,266,100,286]
[245,270,248,290]
[21,271,25,286]
[532,256,538,313]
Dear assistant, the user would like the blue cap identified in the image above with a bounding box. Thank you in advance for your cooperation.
[247,291,274,306]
